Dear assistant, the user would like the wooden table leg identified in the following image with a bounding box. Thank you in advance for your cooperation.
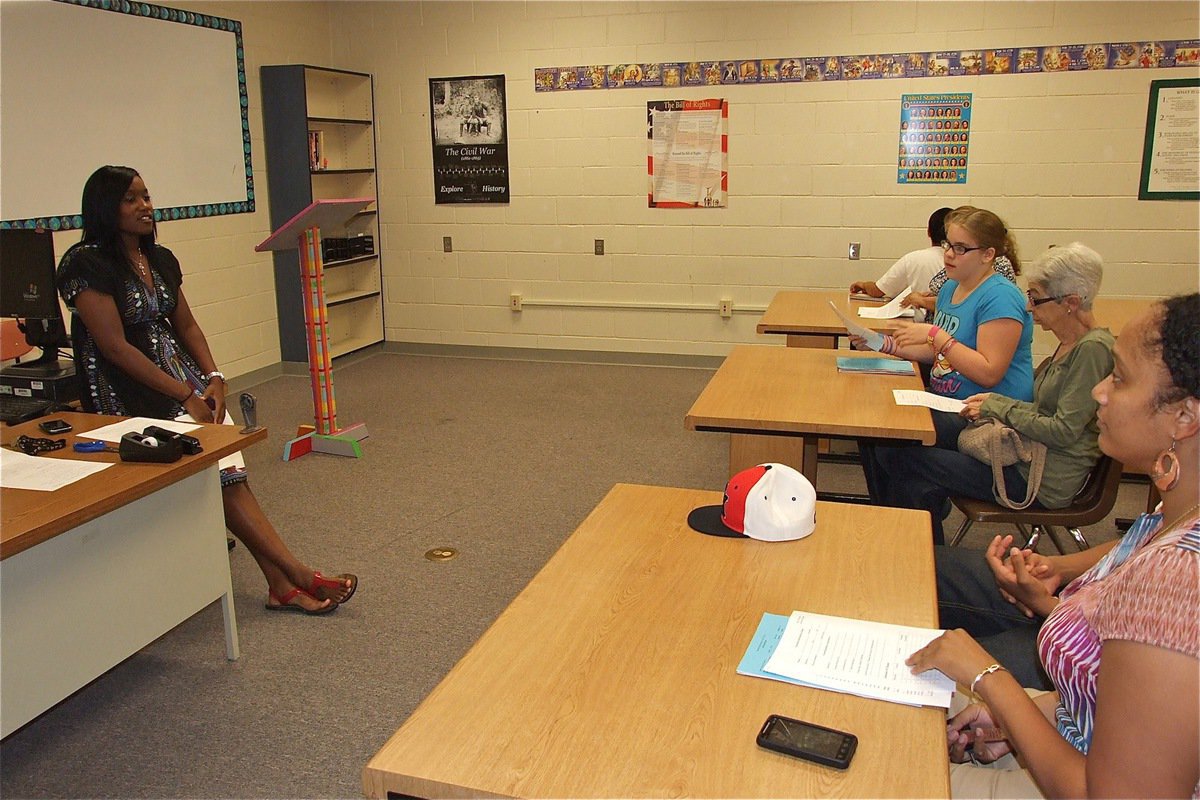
[728,433,815,481]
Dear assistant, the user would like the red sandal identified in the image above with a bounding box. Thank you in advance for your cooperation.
[266,588,336,616]
[308,571,357,604]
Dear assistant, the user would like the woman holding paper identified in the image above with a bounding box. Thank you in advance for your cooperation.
[57,165,357,615]
[906,294,1198,799]
[873,243,1113,544]
[856,206,1034,504]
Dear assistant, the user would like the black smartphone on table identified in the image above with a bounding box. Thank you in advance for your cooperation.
[756,714,857,770]
[38,419,72,435]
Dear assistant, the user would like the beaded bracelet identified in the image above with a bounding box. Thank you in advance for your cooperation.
[937,336,957,358]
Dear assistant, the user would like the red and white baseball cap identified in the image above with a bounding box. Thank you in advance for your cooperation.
[687,463,816,542]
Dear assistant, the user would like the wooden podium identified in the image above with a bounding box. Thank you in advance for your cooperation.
[256,198,373,460]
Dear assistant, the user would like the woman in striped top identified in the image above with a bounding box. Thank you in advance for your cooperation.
[907,293,1199,799]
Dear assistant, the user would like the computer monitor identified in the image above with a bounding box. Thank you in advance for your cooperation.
[0,228,71,367]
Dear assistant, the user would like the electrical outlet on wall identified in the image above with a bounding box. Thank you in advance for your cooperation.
[848,242,861,260]
[510,293,523,312]
[719,299,733,318]
[594,239,604,256]
[443,236,453,253]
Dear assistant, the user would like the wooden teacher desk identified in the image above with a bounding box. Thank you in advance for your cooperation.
[1,412,265,738]
[685,346,935,480]
[364,483,949,799]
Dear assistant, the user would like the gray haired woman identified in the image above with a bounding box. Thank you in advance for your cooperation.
[875,242,1115,543]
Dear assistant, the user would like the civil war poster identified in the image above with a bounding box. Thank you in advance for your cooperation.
[429,75,510,204]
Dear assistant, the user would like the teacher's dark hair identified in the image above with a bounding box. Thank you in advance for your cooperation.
[80,165,156,275]
[1147,293,1200,406]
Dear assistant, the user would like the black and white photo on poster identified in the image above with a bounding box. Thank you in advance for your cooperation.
[429,75,510,204]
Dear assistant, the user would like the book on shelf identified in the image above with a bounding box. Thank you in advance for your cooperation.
[308,130,326,171]
[836,356,916,375]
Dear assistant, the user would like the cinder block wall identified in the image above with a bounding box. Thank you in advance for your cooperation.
[328,0,1199,358]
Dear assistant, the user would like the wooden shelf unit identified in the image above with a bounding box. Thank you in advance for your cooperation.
[261,64,384,363]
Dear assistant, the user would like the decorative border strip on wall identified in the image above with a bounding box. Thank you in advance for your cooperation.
[1,0,252,232]
[534,40,1198,92]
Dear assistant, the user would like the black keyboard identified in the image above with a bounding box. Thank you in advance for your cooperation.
[0,394,55,425]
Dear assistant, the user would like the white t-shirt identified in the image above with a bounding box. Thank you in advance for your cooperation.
[875,245,944,299]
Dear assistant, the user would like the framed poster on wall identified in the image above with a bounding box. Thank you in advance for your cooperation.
[1138,77,1199,201]
[647,99,728,208]
[429,75,510,204]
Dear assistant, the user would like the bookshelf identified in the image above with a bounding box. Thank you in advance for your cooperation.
[261,65,384,362]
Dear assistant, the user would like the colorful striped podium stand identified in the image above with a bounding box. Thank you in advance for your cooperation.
[256,198,373,461]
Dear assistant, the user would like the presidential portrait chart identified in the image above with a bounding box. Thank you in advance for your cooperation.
[429,75,510,204]
[897,92,972,185]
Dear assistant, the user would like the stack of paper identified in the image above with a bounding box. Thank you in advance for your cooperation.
[836,357,916,376]
[737,611,955,708]
[857,289,916,319]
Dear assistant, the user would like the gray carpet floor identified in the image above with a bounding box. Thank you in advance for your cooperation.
[0,351,1145,798]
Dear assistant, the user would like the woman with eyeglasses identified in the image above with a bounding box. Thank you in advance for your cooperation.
[907,294,1198,799]
[871,243,1112,547]
[856,207,1034,509]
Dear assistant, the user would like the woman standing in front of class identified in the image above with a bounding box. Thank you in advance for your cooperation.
[57,165,357,616]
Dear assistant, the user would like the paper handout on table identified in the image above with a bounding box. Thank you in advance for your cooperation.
[857,288,915,319]
[78,417,201,444]
[760,610,955,708]
[827,301,885,352]
[892,389,966,414]
[836,356,916,376]
[0,448,114,491]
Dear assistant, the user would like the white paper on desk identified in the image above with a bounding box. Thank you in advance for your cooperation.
[892,389,966,414]
[0,448,114,491]
[77,417,200,443]
[763,610,955,708]
[858,288,915,319]
[827,301,885,351]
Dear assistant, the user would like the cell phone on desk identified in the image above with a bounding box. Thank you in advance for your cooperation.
[38,418,72,435]
[756,714,857,770]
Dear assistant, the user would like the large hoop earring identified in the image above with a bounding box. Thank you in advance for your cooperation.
[1151,439,1181,493]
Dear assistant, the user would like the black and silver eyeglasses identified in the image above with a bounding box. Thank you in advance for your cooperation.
[940,240,985,256]
[1026,290,1064,307]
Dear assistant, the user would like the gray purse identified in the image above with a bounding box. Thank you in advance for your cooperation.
[958,418,1047,510]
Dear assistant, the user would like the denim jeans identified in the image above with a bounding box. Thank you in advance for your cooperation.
[861,410,1026,544]
[935,545,1051,690]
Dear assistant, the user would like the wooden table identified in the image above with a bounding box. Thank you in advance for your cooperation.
[756,290,903,348]
[685,346,935,480]
[760,290,1157,351]
[363,484,949,799]
[1,412,266,737]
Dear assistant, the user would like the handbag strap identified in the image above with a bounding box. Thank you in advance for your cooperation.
[990,430,1048,510]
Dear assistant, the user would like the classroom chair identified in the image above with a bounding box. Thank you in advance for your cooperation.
[948,455,1124,553]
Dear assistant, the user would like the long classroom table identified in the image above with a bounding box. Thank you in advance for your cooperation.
[1,412,266,737]
[364,483,950,799]
[758,290,1157,350]
[685,345,935,480]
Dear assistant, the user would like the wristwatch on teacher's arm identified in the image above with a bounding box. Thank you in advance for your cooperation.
[203,371,226,385]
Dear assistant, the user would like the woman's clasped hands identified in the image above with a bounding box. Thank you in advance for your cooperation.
[984,534,1062,618]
